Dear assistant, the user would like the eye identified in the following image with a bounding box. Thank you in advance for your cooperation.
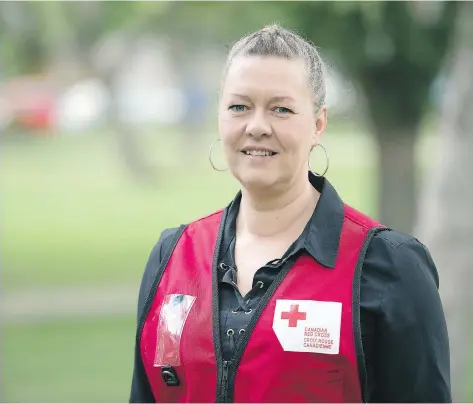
[273,106,294,114]
[229,104,248,112]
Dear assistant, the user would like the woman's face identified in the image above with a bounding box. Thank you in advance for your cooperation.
[218,55,326,194]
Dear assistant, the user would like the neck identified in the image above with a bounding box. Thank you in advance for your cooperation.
[237,174,319,238]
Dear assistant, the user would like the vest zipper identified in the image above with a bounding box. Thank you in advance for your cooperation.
[223,360,230,382]
[221,259,296,402]
[213,210,295,402]
[221,360,230,398]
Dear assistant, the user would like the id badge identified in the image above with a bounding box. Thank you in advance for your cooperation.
[153,294,196,367]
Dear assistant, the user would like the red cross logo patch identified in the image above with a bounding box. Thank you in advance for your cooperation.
[272,299,342,355]
[280,304,307,327]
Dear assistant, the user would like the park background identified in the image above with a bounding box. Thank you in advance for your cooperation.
[1,1,472,402]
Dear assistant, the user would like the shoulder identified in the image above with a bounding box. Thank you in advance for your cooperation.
[371,228,420,249]
[148,207,225,258]
[343,206,439,287]
[146,208,226,269]
[362,229,441,315]
[144,226,183,270]
[136,226,182,315]
[365,229,439,287]
[185,208,226,234]
[157,226,182,252]
[136,208,225,313]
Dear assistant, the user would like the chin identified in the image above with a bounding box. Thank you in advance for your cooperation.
[233,169,283,194]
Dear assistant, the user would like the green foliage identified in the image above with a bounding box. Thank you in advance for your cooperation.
[279,2,458,134]
[1,1,458,128]
[0,3,47,75]
[124,1,457,137]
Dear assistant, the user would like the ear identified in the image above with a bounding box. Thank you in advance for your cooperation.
[310,105,327,149]
[315,105,327,140]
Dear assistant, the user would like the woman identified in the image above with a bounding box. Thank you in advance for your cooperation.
[130,24,451,403]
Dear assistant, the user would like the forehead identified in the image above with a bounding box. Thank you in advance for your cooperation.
[223,55,310,100]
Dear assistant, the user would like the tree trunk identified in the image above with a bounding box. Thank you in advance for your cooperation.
[104,75,156,183]
[414,2,473,401]
[376,130,418,233]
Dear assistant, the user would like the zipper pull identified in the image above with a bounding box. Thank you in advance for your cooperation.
[222,360,230,384]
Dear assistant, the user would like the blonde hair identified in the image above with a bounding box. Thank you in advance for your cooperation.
[222,23,326,112]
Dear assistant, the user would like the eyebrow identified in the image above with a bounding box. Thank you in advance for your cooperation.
[230,93,295,103]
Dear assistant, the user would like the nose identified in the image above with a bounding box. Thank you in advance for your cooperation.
[245,110,272,138]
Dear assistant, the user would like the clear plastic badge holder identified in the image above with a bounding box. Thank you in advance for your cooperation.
[154,294,196,367]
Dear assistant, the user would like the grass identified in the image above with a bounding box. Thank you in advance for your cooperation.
[1,125,379,291]
[2,315,136,402]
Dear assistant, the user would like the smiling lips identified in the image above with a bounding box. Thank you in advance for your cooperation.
[241,147,278,157]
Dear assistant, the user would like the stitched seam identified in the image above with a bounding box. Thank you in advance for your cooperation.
[191,208,224,224]
[345,214,372,230]
[378,234,415,250]
[343,206,382,231]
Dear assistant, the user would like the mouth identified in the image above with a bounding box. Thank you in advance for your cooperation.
[241,149,278,157]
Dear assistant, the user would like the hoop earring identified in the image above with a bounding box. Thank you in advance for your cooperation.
[208,138,228,172]
[308,144,329,177]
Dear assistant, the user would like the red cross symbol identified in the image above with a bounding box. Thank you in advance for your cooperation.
[281,304,306,327]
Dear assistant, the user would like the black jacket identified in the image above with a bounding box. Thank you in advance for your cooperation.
[130,174,451,403]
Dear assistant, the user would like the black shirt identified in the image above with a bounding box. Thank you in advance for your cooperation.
[130,173,451,403]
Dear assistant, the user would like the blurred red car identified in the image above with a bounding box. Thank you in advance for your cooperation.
[1,75,59,132]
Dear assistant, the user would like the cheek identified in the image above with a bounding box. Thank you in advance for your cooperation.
[218,121,237,156]
[219,115,242,142]
[277,122,314,157]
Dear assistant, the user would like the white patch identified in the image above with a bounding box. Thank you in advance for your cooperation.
[272,299,342,355]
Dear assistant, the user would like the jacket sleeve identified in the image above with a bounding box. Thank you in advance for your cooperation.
[129,228,179,403]
[363,234,451,403]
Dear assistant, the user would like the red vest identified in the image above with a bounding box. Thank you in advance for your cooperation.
[139,205,382,403]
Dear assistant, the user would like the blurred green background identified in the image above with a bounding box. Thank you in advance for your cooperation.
[2,125,378,401]
[1,1,472,402]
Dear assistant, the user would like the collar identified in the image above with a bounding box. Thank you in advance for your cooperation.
[220,171,345,269]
